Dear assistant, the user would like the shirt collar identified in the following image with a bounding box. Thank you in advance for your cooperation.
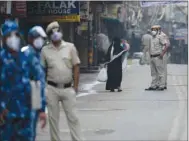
[51,40,66,50]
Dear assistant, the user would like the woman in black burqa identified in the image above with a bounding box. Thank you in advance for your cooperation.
[105,37,124,92]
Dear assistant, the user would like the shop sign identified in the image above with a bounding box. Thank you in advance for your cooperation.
[80,1,89,20]
[12,1,26,17]
[27,1,80,22]
[0,1,11,15]
[140,1,187,7]
[0,1,7,15]
[174,28,187,40]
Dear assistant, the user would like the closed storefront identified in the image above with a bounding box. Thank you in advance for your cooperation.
[26,1,80,43]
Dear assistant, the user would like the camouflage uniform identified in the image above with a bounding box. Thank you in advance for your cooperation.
[0,45,45,140]
[21,25,47,140]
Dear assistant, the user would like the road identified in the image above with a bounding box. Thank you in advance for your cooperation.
[36,63,187,141]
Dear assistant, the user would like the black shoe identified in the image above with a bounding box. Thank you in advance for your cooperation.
[145,87,157,91]
[118,89,122,92]
[164,86,167,90]
[156,87,164,91]
[110,89,115,92]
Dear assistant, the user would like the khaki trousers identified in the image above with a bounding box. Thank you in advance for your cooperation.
[163,53,168,87]
[150,56,165,88]
[46,85,82,141]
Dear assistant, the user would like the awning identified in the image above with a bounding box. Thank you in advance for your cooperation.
[101,16,120,23]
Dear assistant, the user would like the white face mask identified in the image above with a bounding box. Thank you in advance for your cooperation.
[51,32,62,41]
[6,35,20,52]
[33,37,44,49]
[151,31,157,36]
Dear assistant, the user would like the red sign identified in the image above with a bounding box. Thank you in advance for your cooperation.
[12,1,26,17]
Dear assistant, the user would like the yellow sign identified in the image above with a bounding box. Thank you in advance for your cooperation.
[27,15,80,22]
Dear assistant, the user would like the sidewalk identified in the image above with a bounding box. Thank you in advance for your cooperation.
[36,63,187,141]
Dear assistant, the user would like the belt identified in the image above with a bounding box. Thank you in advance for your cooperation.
[47,81,72,88]
[150,54,160,58]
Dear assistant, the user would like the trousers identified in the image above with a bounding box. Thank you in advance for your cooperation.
[163,53,168,87]
[142,48,150,65]
[0,118,33,141]
[150,56,165,88]
[46,85,82,141]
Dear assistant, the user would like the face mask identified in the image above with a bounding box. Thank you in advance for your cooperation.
[6,35,20,52]
[151,31,157,36]
[33,37,44,49]
[51,32,62,41]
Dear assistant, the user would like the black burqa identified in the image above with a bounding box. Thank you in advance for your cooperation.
[105,37,124,90]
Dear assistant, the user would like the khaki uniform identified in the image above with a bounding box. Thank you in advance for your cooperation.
[141,34,152,64]
[159,32,170,87]
[41,40,82,141]
[150,35,166,88]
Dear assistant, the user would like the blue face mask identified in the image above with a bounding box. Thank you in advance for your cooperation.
[51,32,62,41]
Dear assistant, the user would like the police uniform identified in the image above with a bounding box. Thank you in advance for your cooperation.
[0,21,46,141]
[159,31,170,89]
[41,22,82,141]
[147,26,167,90]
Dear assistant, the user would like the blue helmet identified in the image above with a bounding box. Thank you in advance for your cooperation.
[28,26,47,39]
[1,20,19,37]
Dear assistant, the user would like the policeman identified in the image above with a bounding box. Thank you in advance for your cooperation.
[22,26,47,140]
[158,25,170,89]
[0,20,46,140]
[41,21,83,141]
[145,25,167,91]
[141,29,152,65]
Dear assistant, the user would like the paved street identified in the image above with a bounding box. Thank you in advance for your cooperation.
[36,63,187,141]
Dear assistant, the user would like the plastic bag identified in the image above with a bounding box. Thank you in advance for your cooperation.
[122,57,128,71]
[97,67,107,82]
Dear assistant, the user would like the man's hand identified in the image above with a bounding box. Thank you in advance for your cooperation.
[73,64,80,94]
[0,109,8,125]
[39,112,47,129]
[160,53,164,59]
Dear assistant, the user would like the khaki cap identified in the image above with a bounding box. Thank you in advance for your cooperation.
[46,21,60,34]
[151,25,161,29]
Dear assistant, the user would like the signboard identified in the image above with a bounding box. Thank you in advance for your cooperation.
[80,1,89,20]
[117,6,126,23]
[140,1,187,7]
[101,4,123,21]
[27,1,80,22]
[174,28,188,40]
[0,1,7,15]
[12,1,26,17]
[0,1,11,15]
